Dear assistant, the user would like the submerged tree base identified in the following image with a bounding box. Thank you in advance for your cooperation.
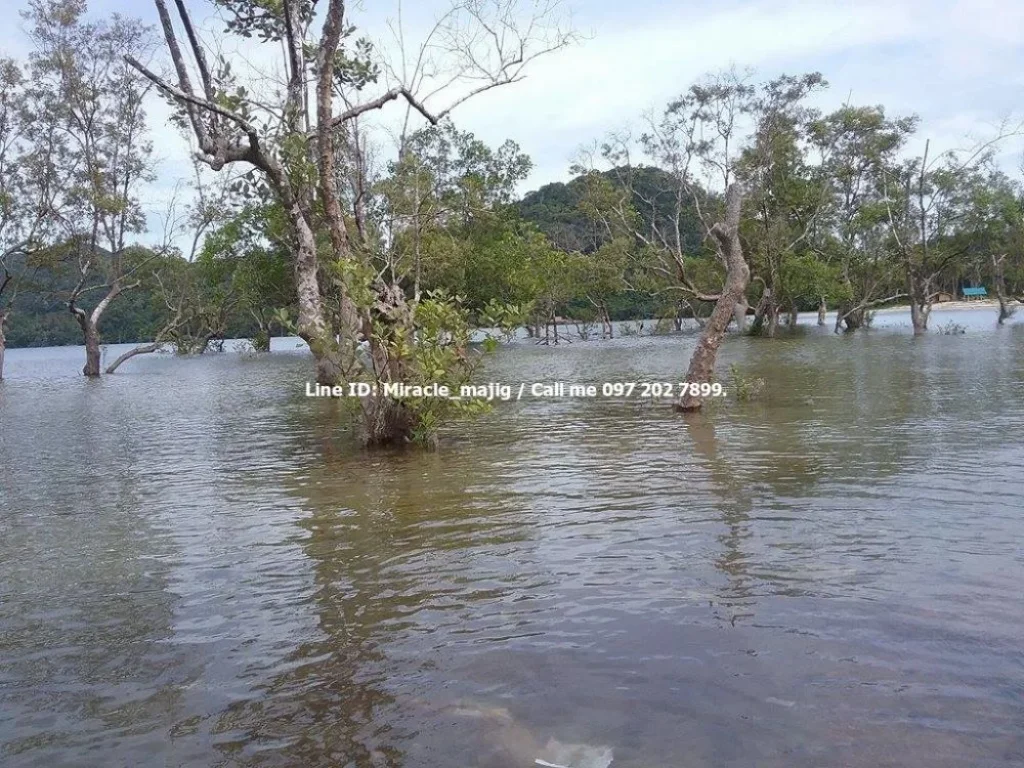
[360,397,423,448]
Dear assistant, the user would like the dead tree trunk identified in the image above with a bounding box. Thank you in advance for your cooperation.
[106,341,163,373]
[676,184,748,412]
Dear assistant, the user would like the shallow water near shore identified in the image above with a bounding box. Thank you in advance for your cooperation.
[1,309,1023,767]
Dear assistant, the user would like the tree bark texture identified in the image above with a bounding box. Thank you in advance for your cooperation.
[676,184,748,412]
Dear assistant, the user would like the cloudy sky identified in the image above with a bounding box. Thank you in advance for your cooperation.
[4,0,1023,246]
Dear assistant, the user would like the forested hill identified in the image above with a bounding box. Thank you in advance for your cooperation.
[3,244,164,348]
[517,167,707,255]
[2,234,276,349]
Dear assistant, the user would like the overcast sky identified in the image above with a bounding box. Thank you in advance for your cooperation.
[4,0,1023,247]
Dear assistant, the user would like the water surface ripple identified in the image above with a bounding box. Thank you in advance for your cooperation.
[1,310,1023,767]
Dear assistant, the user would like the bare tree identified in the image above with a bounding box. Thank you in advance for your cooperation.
[25,0,155,375]
[569,70,756,342]
[882,127,1019,335]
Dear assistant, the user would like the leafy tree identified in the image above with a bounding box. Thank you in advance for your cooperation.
[132,0,573,445]
[809,105,916,331]
[23,0,155,375]
[198,204,295,350]
[738,72,828,336]
[880,135,1015,334]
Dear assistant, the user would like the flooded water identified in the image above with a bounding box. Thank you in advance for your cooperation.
[1,309,1023,767]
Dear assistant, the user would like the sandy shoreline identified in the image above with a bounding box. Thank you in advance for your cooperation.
[873,299,1018,313]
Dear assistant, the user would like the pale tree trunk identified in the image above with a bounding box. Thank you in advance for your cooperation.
[0,269,9,380]
[817,297,827,326]
[992,254,1015,325]
[676,184,748,412]
[788,302,799,327]
[904,148,934,337]
[311,13,364,385]
[601,303,614,338]
[357,283,423,447]
[106,341,163,373]
[907,271,931,336]
[0,312,7,381]
[909,302,927,335]
[71,310,103,377]
[82,325,102,377]
[752,274,781,337]
[732,297,748,333]
[752,300,782,336]
[70,281,132,378]
[292,212,348,385]
[766,302,780,337]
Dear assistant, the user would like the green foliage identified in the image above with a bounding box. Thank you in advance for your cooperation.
[196,204,296,343]
[379,291,493,446]
[729,364,767,402]
[780,252,843,307]
[479,298,530,342]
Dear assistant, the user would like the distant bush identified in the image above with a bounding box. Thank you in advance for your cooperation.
[730,364,766,402]
[936,320,966,335]
[651,316,677,335]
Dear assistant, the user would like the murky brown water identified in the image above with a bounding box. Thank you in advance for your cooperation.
[1,309,1023,767]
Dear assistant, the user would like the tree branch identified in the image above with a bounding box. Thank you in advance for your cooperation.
[124,56,259,141]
